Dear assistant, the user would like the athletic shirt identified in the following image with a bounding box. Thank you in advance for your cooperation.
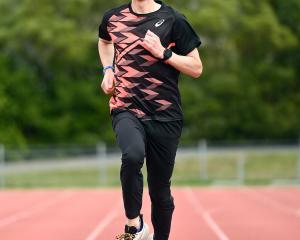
[98,0,201,121]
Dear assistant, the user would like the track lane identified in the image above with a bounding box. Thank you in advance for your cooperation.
[192,187,300,240]
[1,187,300,240]
[0,189,119,240]
[257,187,300,212]
[184,188,230,240]
[0,190,65,218]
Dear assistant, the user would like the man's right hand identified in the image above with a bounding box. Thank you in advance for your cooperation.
[101,69,115,94]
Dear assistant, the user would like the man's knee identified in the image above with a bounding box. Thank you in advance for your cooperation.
[150,189,175,210]
[121,144,145,170]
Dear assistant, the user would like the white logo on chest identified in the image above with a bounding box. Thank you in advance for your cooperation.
[155,19,165,27]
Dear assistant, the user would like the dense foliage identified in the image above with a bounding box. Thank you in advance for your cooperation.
[0,0,299,146]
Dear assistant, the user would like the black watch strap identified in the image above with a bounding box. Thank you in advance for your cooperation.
[162,48,173,61]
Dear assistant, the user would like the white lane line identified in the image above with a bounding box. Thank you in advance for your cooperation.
[240,188,300,217]
[184,188,230,240]
[0,191,74,228]
[85,201,122,240]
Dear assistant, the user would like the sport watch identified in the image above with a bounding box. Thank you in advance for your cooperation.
[162,48,173,61]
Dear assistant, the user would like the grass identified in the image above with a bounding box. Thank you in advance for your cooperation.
[2,150,300,188]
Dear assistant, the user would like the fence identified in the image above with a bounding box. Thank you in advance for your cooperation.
[1,141,300,189]
[0,144,5,188]
[193,140,300,185]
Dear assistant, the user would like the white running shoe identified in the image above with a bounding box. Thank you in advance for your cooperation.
[147,233,154,240]
[116,215,149,240]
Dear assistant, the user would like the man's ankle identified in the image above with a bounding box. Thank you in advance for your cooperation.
[127,215,141,229]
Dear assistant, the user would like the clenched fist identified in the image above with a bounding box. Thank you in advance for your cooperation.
[101,69,115,94]
[140,30,165,59]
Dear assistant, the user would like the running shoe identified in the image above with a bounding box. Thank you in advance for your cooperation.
[116,215,149,240]
[147,233,154,240]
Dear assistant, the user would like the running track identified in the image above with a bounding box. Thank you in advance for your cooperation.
[0,187,300,239]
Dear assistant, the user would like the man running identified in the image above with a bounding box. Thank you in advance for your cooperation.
[98,0,202,239]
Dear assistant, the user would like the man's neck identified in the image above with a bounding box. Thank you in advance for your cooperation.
[131,0,161,14]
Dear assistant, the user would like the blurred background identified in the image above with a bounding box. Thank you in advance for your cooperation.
[0,0,300,188]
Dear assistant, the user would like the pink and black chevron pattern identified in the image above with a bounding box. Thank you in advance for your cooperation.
[107,7,173,118]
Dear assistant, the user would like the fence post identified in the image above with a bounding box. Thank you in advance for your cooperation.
[96,142,107,186]
[237,151,246,184]
[198,140,208,180]
[0,144,5,189]
[297,139,300,181]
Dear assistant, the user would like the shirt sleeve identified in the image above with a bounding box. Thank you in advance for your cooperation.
[171,12,201,56]
[98,11,112,41]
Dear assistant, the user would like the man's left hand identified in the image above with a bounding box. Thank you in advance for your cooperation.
[140,30,165,59]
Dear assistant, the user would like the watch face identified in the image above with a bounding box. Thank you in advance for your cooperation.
[164,48,172,60]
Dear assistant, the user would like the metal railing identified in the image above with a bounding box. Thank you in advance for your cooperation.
[1,140,300,188]
[0,144,5,188]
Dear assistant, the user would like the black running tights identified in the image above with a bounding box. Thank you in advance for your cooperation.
[111,110,182,240]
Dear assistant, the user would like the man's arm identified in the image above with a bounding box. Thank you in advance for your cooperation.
[98,38,115,94]
[165,48,202,78]
[140,30,203,78]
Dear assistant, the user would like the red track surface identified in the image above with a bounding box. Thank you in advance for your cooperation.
[0,187,300,240]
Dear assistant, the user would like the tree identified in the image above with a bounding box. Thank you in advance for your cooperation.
[0,0,299,147]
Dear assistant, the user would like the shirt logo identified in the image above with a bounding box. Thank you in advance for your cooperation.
[155,19,165,27]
